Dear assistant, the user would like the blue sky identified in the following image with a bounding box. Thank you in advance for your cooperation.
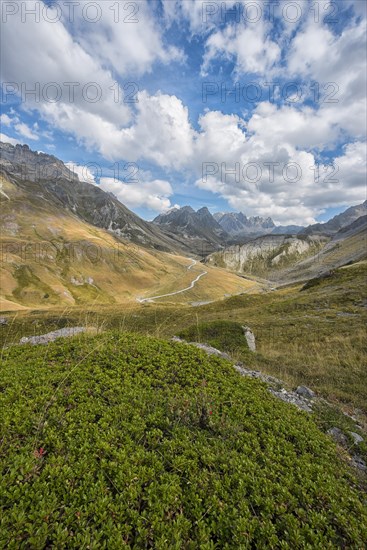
[1,0,366,224]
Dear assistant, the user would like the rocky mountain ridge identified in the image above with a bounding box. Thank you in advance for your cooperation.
[1,142,366,262]
[301,201,367,236]
[153,205,228,254]
[213,211,276,236]
[0,142,190,255]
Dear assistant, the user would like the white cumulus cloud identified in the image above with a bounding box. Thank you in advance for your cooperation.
[98,176,177,213]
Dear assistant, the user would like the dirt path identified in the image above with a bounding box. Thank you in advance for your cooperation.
[136,259,207,303]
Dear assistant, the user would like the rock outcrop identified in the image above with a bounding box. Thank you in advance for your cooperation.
[19,327,87,345]
[206,234,323,275]
[242,326,256,351]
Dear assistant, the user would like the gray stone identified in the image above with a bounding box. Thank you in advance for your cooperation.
[173,338,231,360]
[349,431,364,445]
[268,387,313,412]
[171,336,184,343]
[188,342,231,361]
[19,327,87,346]
[234,364,283,386]
[327,427,348,446]
[242,326,256,352]
[234,365,314,412]
[351,455,366,472]
[0,317,8,326]
[295,385,315,399]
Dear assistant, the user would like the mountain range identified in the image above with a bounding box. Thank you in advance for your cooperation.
[213,212,278,236]
[1,141,366,308]
[154,207,303,246]
[0,142,257,309]
[153,200,366,251]
[3,142,364,256]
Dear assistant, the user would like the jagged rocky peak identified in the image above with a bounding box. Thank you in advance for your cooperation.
[197,206,211,215]
[180,205,195,214]
[153,205,229,253]
[153,205,195,226]
[154,205,222,230]
[215,211,276,236]
[0,141,78,183]
[197,206,216,221]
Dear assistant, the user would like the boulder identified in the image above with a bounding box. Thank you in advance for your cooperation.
[295,386,315,399]
[351,455,366,471]
[19,327,87,346]
[171,336,184,343]
[327,427,348,446]
[268,387,313,413]
[188,342,231,361]
[349,431,364,445]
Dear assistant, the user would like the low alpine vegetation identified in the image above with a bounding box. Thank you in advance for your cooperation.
[178,320,250,357]
[1,332,366,548]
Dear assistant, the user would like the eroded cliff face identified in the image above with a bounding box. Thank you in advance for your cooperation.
[206,234,326,276]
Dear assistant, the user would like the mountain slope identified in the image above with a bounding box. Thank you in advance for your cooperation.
[206,233,326,278]
[0,169,257,310]
[286,214,367,281]
[301,200,367,236]
[0,171,190,309]
[153,205,229,254]
[0,142,190,254]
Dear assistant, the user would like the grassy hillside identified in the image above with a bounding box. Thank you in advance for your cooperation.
[1,332,366,548]
[178,320,252,357]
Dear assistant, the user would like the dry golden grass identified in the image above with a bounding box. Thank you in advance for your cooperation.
[256,328,366,405]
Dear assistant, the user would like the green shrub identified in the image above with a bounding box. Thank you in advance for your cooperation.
[0,332,366,548]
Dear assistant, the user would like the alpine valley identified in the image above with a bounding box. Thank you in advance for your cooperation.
[1,142,366,308]
[2,4,367,546]
[1,143,367,548]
